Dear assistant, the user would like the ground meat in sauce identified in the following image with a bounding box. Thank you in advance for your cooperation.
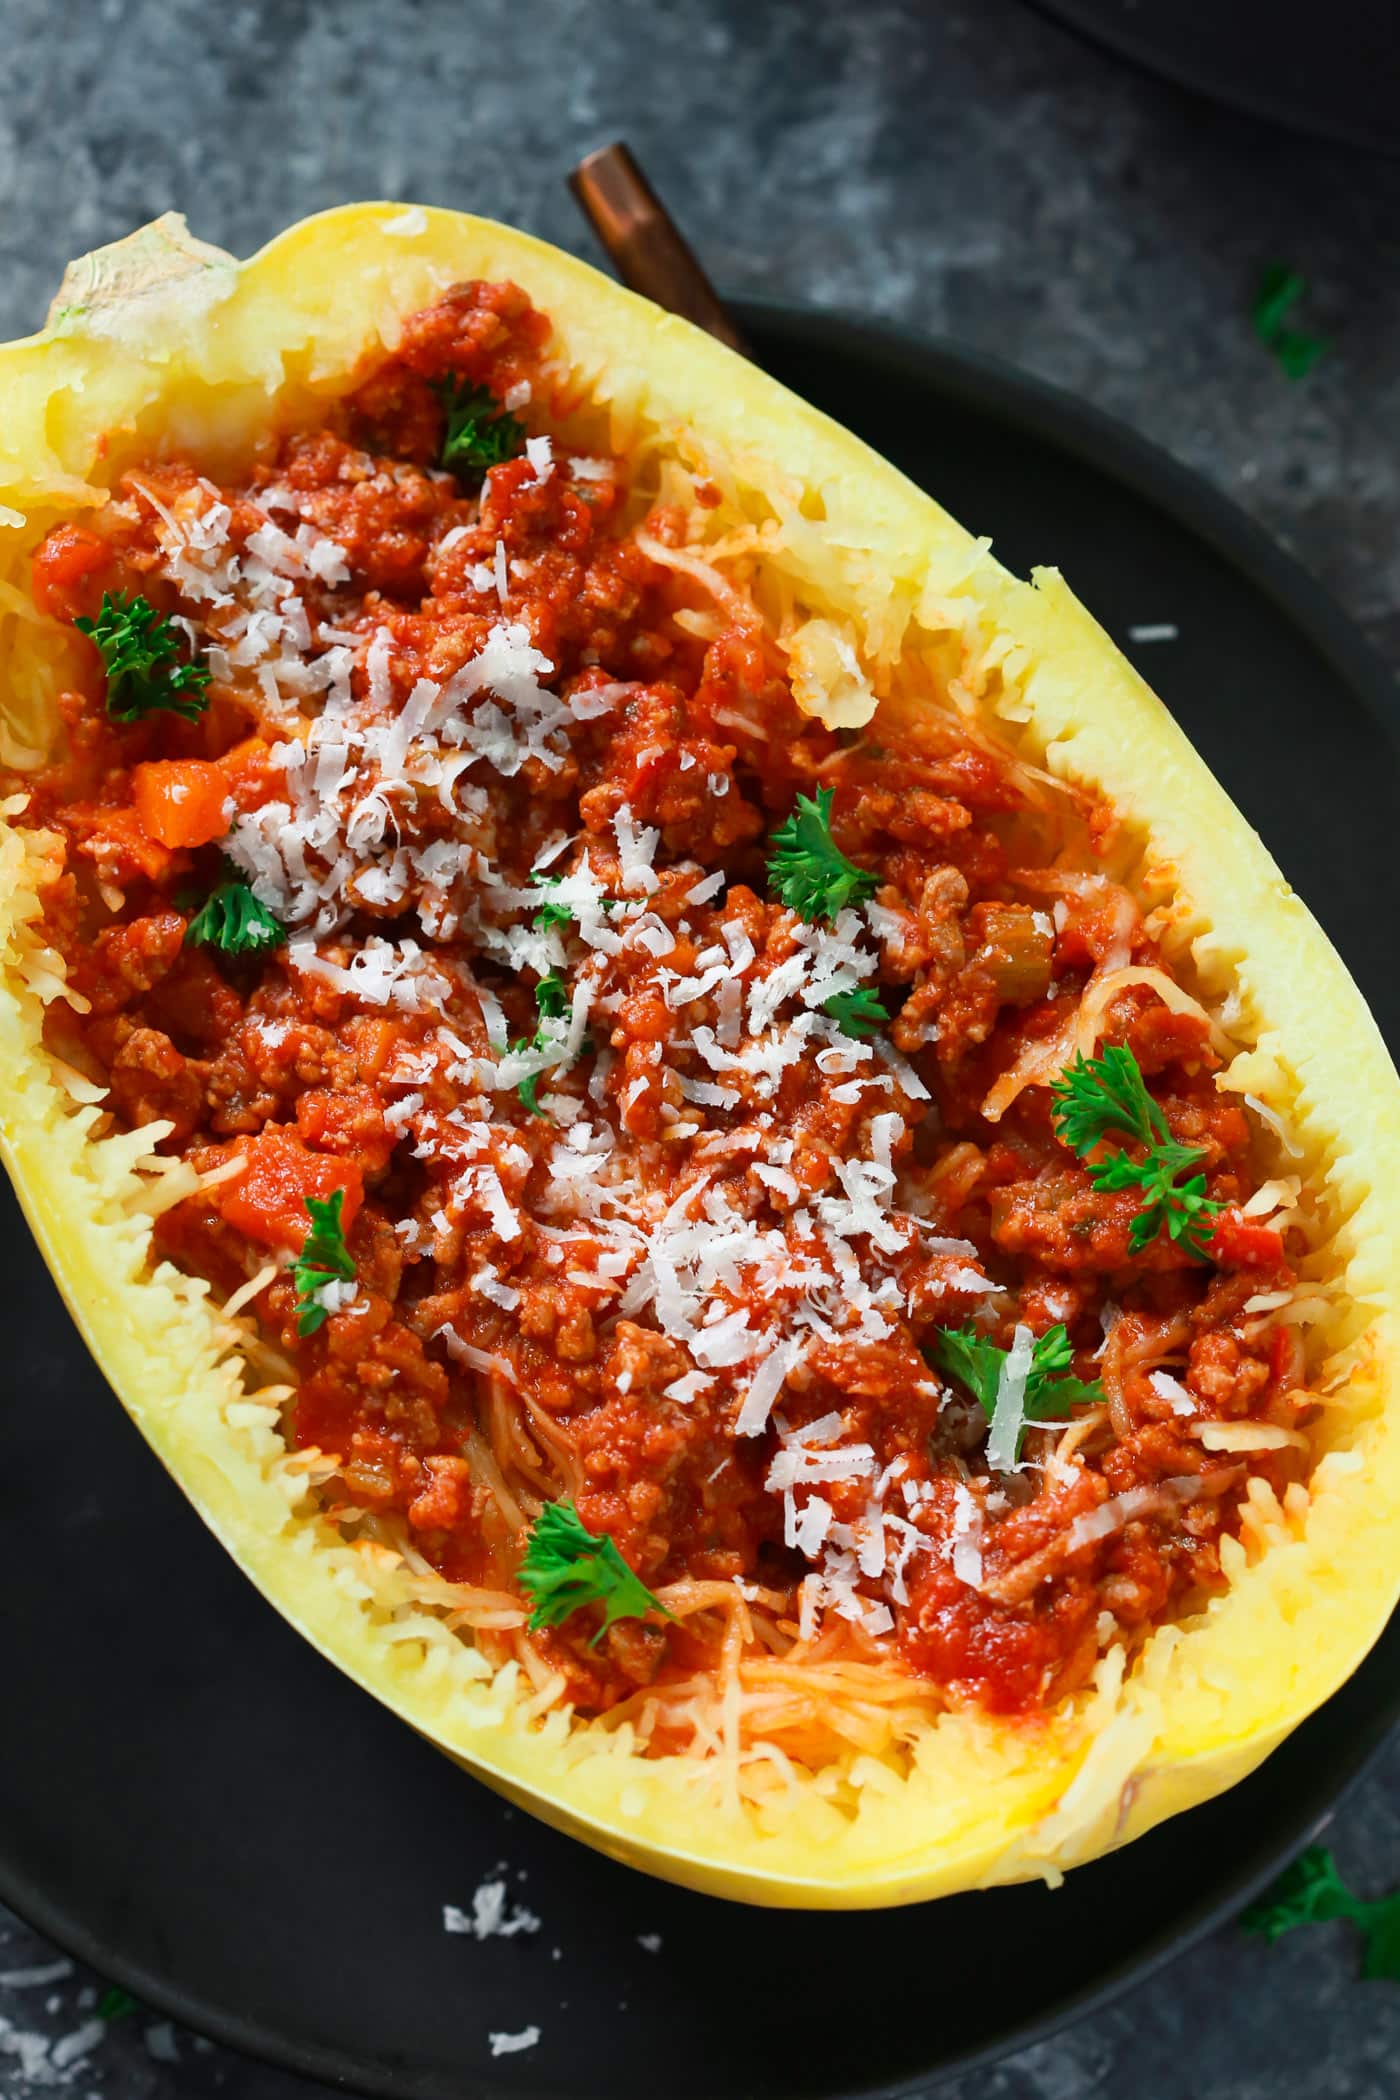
[11,279,1310,1732]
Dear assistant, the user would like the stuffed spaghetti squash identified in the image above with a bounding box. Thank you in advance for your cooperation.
[1,204,1397,1907]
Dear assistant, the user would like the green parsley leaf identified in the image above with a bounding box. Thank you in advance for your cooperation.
[1051,1042,1164,1152]
[1253,265,1307,342]
[1271,330,1330,383]
[534,971,568,1020]
[1051,1044,1221,1261]
[532,900,574,932]
[930,1322,1104,1460]
[1241,1847,1400,1981]
[1252,265,1329,380]
[293,1189,356,1337]
[1092,1144,1221,1257]
[518,1499,671,1645]
[822,985,888,1038]
[512,1037,549,1120]
[766,788,878,923]
[509,974,574,1119]
[97,1986,139,2021]
[74,590,210,723]
[184,880,286,955]
[435,377,526,478]
[929,1325,1006,1416]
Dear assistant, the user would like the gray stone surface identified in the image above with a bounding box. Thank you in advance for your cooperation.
[1,0,1398,2093]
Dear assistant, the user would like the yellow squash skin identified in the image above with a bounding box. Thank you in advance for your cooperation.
[2,204,1398,1907]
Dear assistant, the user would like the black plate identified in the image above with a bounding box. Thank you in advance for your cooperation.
[4,301,1399,2100]
[1030,0,1400,158]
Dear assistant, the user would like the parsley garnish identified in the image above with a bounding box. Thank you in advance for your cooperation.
[74,590,210,722]
[184,880,286,955]
[518,1499,670,1644]
[766,788,878,923]
[1252,265,1329,380]
[529,874,616,932]
[532,900,574,932]
[1051,1043,1221,1260]
[435,377,526,478]
[931,1323,1103,1460]
[97,1986,139,2021]
[509,973,573,1119]
[1241,1848,1400,1981]
[823,985,888,1038]
[513,1051,547,1119]
[293,1189,355,1337]
[534,971,568,1020]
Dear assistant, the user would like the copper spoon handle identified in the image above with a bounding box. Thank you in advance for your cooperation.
[568,142,751,358]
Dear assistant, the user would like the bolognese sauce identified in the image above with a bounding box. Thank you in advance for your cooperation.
[11,281,1314,1740]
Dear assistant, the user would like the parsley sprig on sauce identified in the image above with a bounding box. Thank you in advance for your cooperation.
[823,986,888,1038]
[435,377,526,478]
[1242,1848,1400,1981]
[512,972,571,1119]
[74,590,210,722]
[513,1062,548,1119]
[931,1323,1102,1460]
[518,1500,670,1644]
[293,1190,356,1337]
[1051,1044,1221,1260]
[184,879,286,955]
[533,971,568,1020]
[766,788,878,923]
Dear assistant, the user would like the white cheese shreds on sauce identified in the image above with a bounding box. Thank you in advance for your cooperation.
[736,1338,804,1437]
[949,1483,985,1588]
[1149,1370,1196,1416]
[986,1323,1035,1472]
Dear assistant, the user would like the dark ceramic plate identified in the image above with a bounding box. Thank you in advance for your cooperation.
[1031,0,1400,157]
[3,300,1399,2100]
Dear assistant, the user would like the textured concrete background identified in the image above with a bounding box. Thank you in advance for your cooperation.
[2,0,1399,2092]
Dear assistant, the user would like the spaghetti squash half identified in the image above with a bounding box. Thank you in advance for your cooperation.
[1,204,1397,1908]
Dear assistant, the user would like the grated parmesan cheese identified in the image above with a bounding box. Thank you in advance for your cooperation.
[986,1324,1034,1472]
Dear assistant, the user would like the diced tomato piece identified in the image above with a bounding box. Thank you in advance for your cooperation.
[347,1015,403,1082]
[217,735,282,806]
[294,1085,395,1175]
[31,523,113,621]
[65,802,176,885]
[217,1131,364,1253]
[132,759,230,850]
[1208,1208,1286,1269]
[1269,1323,1302,1390]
